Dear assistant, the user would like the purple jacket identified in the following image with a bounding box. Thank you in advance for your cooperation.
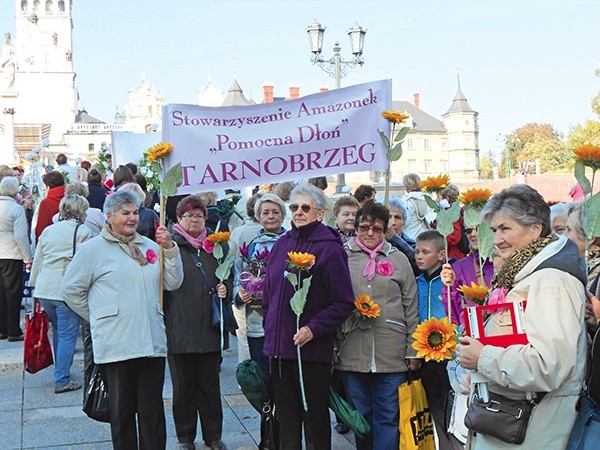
[263,220,355,363]
[443,252,494,325]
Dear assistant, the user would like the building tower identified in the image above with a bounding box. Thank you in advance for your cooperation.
[442,79,480,181]
[12,0,77,145]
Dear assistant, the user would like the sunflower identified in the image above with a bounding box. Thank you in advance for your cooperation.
[458,282,490,306]
[420,174,451,193]
[381,110,410,124]
[206,231,231,244]
[573,143,600,171]
[287,251,316,270]
[412,317,457,362]
[354,294,381,319]
[146,142,174,163]
[458,188,494,208]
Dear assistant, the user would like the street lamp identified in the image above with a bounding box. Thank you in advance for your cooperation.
[307,21,366,193]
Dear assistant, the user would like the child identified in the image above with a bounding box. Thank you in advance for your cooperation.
[415,230,463,450]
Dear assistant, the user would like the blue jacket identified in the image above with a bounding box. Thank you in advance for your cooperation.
[416,266,446,322]
[263,220,354,363]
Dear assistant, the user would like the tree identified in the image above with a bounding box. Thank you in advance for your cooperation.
[592,69,600,117]
[567,119,600,148]
[479,150,496,179]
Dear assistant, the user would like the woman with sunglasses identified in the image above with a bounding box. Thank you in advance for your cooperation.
[336,202,420,449]
[262,183,355,450]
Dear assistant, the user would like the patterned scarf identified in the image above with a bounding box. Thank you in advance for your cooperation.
[487,235,557,296]
[173,223,206,250]
[101,224,148,266]
[354,237,385,281]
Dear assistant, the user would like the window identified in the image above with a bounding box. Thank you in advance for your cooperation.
[407,138,414,150]
[45,0,52,13]
[424,160,432,173]
[442,140,447,148]
[441,161,448,172]
[88,143,95,151]
[424,138,430,150]
[58,0,64,13]
[465,119,470,126]
[408,159,417,172]
[21,1,28,12]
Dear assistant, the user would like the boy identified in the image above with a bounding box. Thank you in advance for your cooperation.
[414,230,463,450]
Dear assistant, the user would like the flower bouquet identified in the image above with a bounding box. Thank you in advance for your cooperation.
[238,243,270,309]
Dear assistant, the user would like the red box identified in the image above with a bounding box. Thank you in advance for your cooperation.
[462,301,529,348]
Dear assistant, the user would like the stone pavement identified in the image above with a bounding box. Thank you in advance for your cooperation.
[0,308,357,450]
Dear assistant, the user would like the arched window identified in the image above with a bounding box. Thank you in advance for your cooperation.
[58,0,65,13]
[45,0,52,14]
[33,0,40,10]
[21,1,28,12]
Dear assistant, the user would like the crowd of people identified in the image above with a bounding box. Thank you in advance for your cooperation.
[0,153,597,450]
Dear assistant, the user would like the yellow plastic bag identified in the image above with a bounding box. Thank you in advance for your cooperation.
[399,377,435,450]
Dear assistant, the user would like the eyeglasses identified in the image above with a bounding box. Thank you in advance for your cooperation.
[357,224,384,234]
[181,213,205,220]
[289,204,317,213]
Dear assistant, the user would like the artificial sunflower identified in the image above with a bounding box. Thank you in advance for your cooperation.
[573,143,600,171]
[381,110,410,125]
[412,317,457,362]
[420,174,451,193]
[206,231,231,244]
[354,294,381,319]
[458,188,494,208]
[458,282,490,306]
[146,142,174,163]
[287,251,316,270]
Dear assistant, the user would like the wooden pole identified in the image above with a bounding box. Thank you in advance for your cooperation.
[159,195,165,309]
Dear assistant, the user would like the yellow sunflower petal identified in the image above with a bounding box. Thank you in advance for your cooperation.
[287,251,316,268]
[420,174,451,193]
[206,231,231,244]
[458,188,494,208]
[411,317,457,362]
[573,143,600,171]
[381,110,410,124]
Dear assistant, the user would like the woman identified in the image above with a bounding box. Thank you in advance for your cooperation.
[52,182,105,236]
[337,202,420,449]
[35,171,66,242]
[234,193,286,374]
[61,190,183,450]
[118,183,159,241]
[263,183,355,450]
[333,195,359,243]
[163,195,230,450]
[386,196,419,276]
[456,184,587,449]
[0,176,32,341]
[111,165,135,191]
[86,168,109,210]
[30,195,92,393]
[564,202,600,287]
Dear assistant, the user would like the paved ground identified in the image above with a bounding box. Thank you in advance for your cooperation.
[0,306,356,450]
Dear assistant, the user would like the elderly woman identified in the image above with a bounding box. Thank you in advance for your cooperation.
[35,171,66,242]
[263,183,355,450]
[52,182,105,236]
[456,184,587,449]
[336,202,420,449]
[564,202,600,284]
[234,193,286,374]
[402,173,436,240]
[385,196,419,276]
[61,190,183,450]
[0,176,32,341]
[118,182,159,240]
[162,195,231,450]
[333,195,359,243]
[30,195,92,393]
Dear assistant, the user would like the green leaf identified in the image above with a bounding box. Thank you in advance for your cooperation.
[357,318,373,330]
[463,206,481,229]
[477,222,495,260]
[585,192,600,238]
[377,129,390,149]
[151,161,162,173]
[424,195,440,213]
[284,271,298,287]
[436,202,461,238]
[393,126,410,142]
[387,142,403,161]
[215,249,235,282]
[161,163,183,198]
[213,242,223,260]
[290,275,312,316]
[575,160,592,196]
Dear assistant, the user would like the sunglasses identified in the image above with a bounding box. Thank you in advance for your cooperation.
[289,204,316,213]
[357,224,384,234]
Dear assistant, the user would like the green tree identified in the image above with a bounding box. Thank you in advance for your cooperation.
[567,119,600,148]
[592,69,600,117]
[479,150,496,179]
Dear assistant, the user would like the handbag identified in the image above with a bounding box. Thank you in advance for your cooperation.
[259,397,279,450]
[329,386,370,438]
[398,373,435,450]
[23,298,54,374]
[191,252,238,333]
[82,364,110,423]
[464,390,545,444]
[236,359,269,413]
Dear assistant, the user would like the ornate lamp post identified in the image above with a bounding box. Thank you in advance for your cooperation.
[306,21,366,194]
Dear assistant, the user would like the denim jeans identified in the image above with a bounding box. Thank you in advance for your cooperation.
[341,371,407,450]
[40,299,81,388]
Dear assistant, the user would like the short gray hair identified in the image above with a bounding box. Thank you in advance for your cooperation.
[103,190,140,215]
[117,182,145,205]
[290,183,328,211]
[254,193,286,218]
[0,176,19,197]
[65,181,89,197]
[482,184,551,237]
[59,195,89,222]
[388,196,407,220]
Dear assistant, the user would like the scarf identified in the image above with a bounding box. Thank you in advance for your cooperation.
[101,224,148,266]
[355,237,385,281]
[173,223,206,249]
[487,234,557,295]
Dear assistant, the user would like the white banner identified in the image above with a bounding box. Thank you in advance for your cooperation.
[111,131,161,168]
[162,80,392,194]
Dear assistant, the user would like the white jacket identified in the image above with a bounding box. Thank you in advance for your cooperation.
[60,232,183,364]
[0,196,32,262]
[402,191,436,240]
[29,220,92,301]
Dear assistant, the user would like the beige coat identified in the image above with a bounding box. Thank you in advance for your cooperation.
[470,236,587,449]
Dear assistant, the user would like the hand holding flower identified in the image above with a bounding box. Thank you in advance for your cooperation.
[293,326,314,348]
[155,226,174,249]
[441,263,455,286]
[456,336,484,370]
[216,283,227,299]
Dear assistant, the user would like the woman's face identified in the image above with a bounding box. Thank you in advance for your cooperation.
[388,207,405,235]
[489,211,542,259]
[290,194,324,228]
[357,217,385,250]
[551,215,567,235]
[177,208,206,238]
[107,203,139,236]
[466,227,479,251]
[564,212,586,257]
[258,201,284,233]
[335,205,358,233]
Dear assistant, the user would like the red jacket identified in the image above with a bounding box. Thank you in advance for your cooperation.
[35,185,65,243]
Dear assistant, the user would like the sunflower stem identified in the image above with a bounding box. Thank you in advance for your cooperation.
[296,315,308,412]
[444,240,451,324]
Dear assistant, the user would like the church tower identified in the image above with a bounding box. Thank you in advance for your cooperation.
[12,0,77,143]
